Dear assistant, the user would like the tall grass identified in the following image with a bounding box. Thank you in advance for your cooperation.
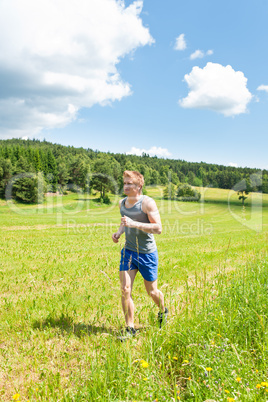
[11,254,267,402]
[71,255,268,402]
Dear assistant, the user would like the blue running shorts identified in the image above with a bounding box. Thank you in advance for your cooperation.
[119,248,158,282]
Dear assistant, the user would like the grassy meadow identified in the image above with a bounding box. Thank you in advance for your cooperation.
[1,187,268,401]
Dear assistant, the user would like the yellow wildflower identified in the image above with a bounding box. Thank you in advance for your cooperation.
[183,360,189,363]
[227,398,235,402]
[140,360,149,368]
[206,367,212,372]
[188,376,191,380]
[256,369,259,373]
[12,396,20,401]
[143,377,148,381]
[261,382,268,387]
[236,377,242,382]
[256,384,262,389]
[266,389,268,392]
[173,356,178,361]
[225,389,230,394]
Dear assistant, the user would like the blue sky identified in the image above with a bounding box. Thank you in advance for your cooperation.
[0,0,267,169]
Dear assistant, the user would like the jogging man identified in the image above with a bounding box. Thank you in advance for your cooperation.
[112,170,168,337]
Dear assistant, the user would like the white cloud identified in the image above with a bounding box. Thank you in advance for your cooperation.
[126,146,172,158]
[174,34,186,51]
[190,50,204,60]
[257,85,268,93]
[0,0,154,138]
[179,62,253,116]
[190,49,213,60]
[229,162,238,167]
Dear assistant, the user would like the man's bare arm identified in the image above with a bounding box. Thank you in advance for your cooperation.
[112,200,125,243]
[121,198,162,234]
[112,223,125,243]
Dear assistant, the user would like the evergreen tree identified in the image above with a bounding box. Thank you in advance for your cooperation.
[57,159,70,191]
[12,172,46,204]
[32,149,42,172]
[0,159,13,199]
[69,156,91,191]
[14,156,34,174]
[46,149,58,191]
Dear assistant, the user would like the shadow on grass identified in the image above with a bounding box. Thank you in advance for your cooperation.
[32,314,118,338]
[74,198,104,206]
[149,195,268,208]
[203,198,268,208]
[203,199,245,207]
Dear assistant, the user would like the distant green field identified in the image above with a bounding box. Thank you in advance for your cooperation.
[1,187,268,401]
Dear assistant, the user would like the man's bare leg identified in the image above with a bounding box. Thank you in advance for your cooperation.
[144,279,165,311]
[120,269,138,327]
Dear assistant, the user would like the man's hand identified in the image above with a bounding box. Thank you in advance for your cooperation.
[121,215,135,228]
[112,232,120,243]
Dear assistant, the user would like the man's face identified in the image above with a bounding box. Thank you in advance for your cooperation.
[123,178,140,196]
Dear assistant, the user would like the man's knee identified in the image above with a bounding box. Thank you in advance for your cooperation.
[121,284,131,298]
[148,288,158,299]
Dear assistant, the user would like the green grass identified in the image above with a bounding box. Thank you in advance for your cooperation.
[0,187,268,401]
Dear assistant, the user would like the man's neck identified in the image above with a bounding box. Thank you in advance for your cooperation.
[126,193,142,206]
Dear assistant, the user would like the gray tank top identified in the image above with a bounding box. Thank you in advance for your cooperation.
[120,195,157,254]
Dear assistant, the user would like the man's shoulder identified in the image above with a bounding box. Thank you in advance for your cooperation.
[142,194,153,203]
[119,197,127,207]
[142,195,158,212]
[143,194,156,201]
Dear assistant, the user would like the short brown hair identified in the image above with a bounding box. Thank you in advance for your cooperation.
[123,170,144,189]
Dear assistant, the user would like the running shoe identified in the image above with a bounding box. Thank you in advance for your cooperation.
[118,326,137,342]
[158,307,168,328]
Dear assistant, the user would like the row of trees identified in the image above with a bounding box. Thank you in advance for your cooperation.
[164,183,201,202]
[0,138,266,203]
